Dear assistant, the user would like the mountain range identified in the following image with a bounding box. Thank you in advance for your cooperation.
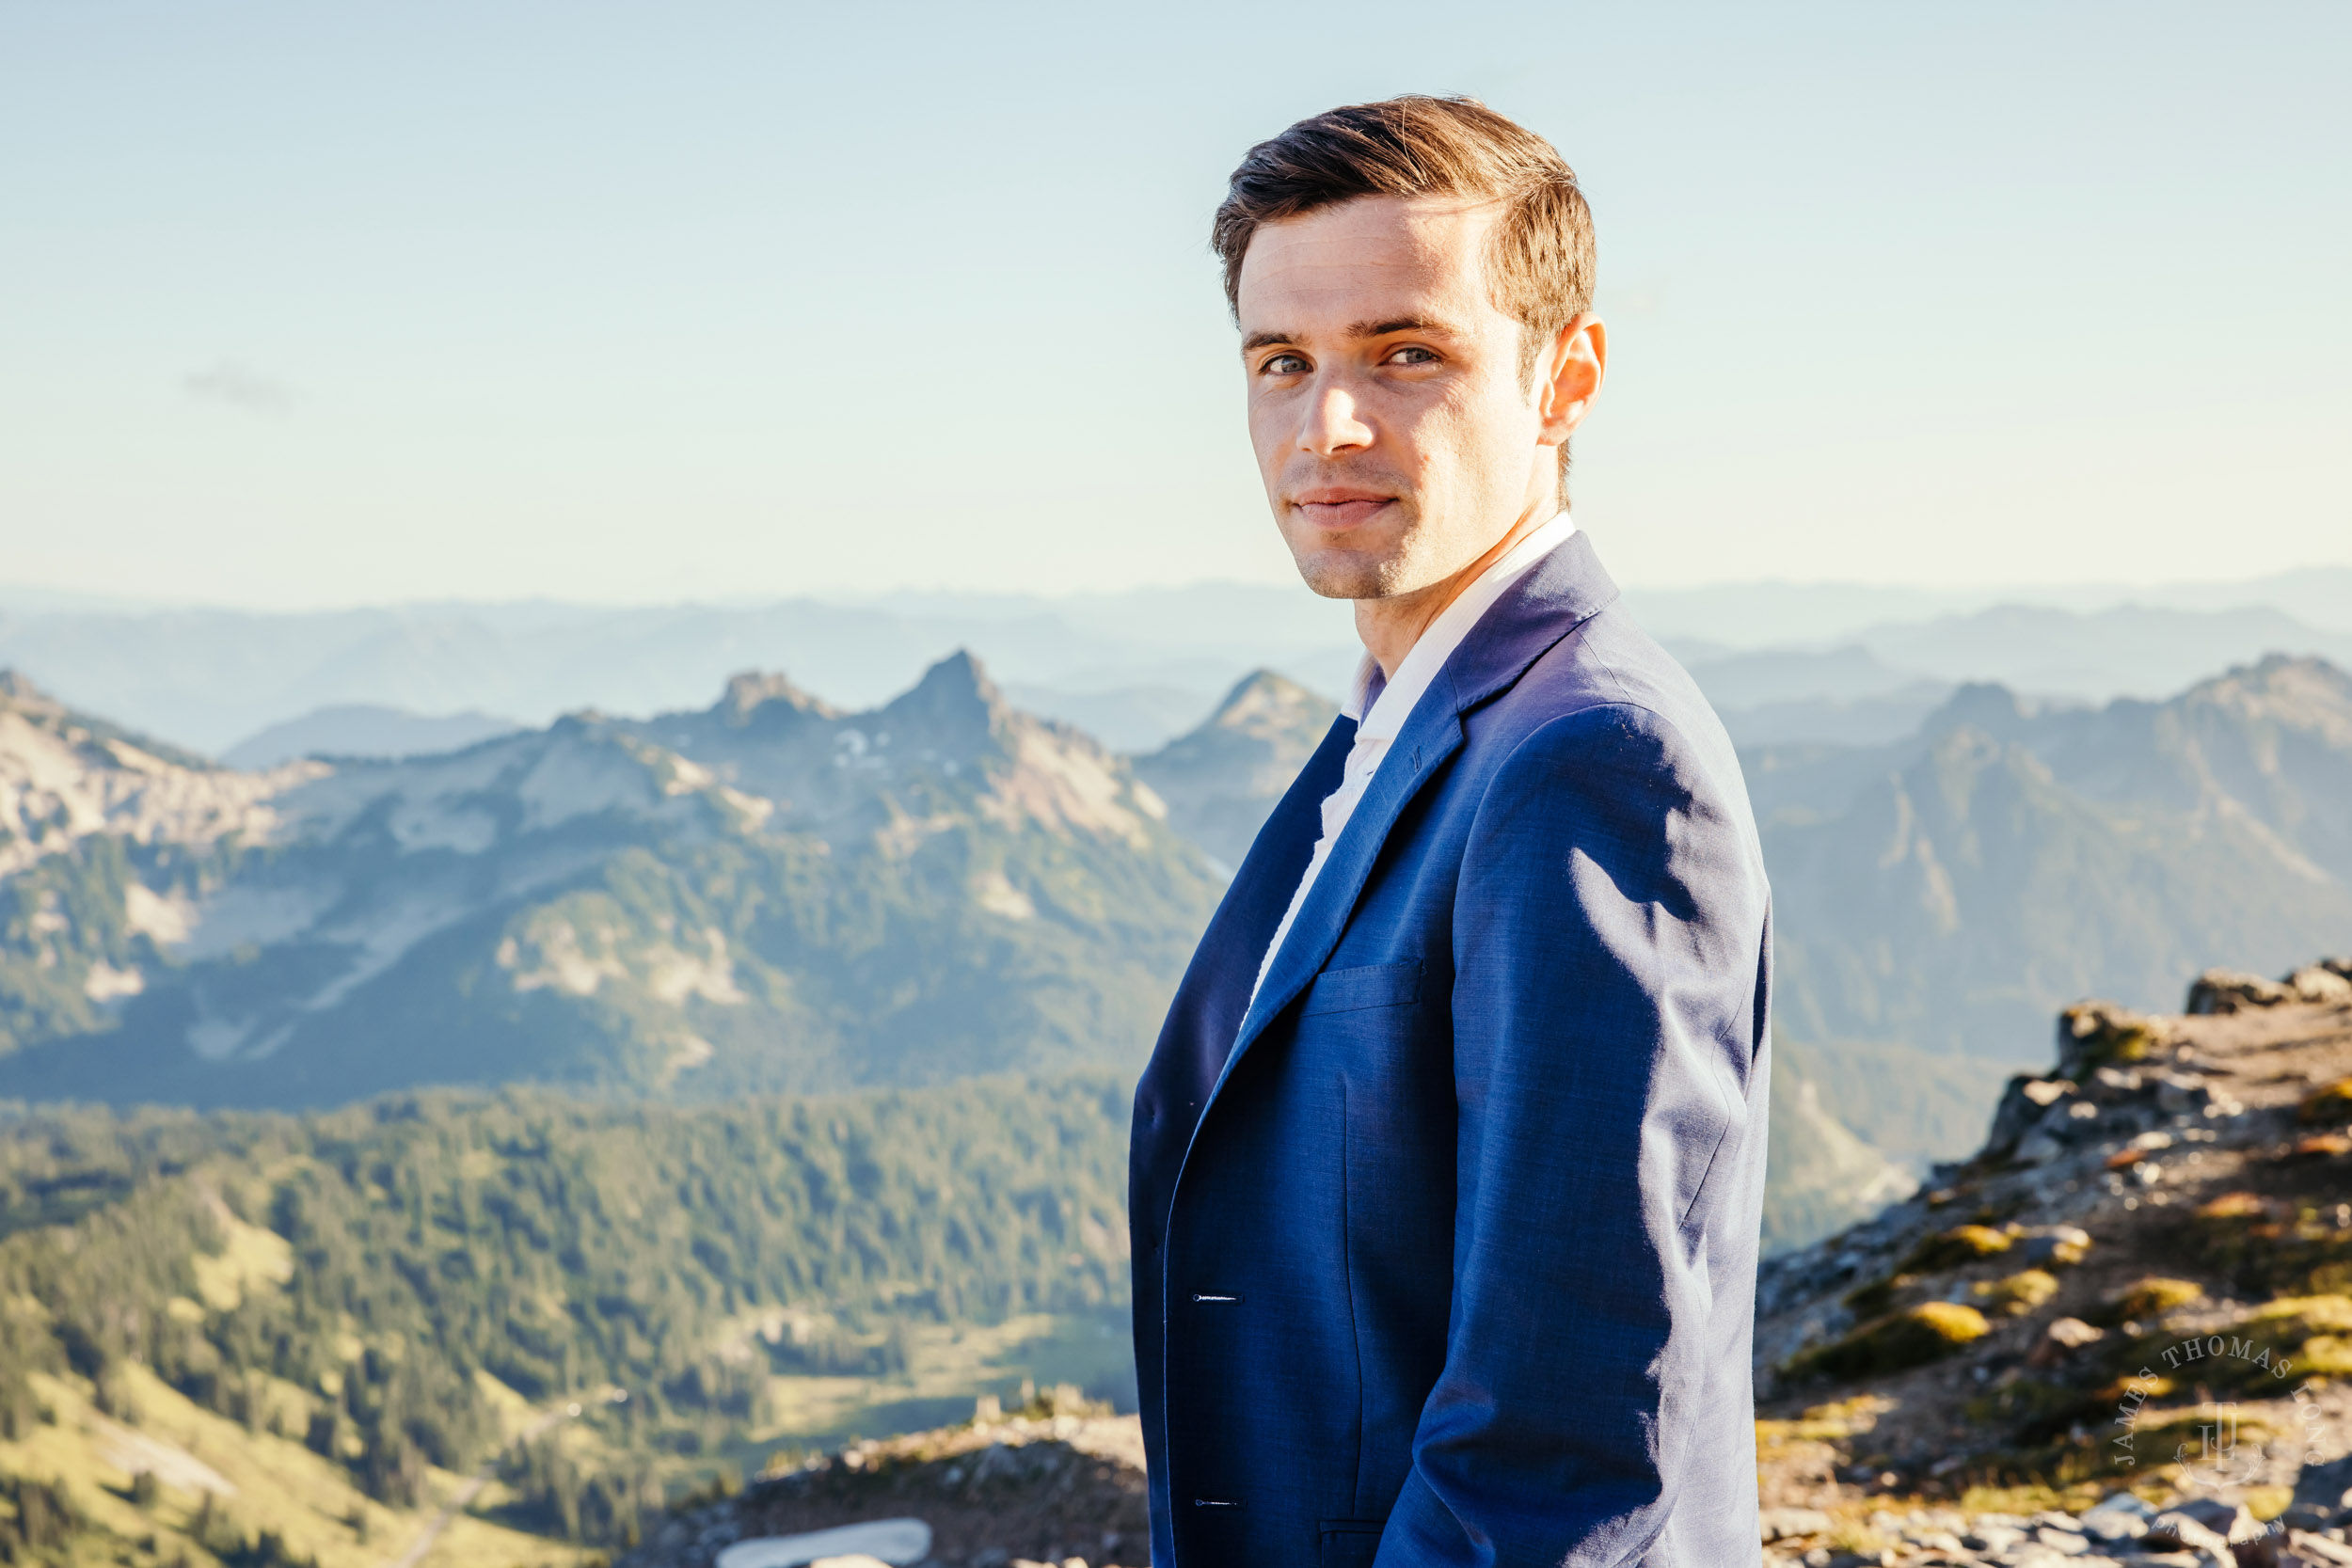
[5,629,2352,1252]
[5,574,2351,763]
[0,657,1218,1106]
[1760,656,2352,1163]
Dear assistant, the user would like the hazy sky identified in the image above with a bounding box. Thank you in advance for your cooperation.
[4,2,2345,609]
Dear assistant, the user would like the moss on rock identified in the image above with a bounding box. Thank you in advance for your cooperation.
[1899,1224,2015,1275]
[2299,1077,2352,1125]
[1974,1269,2060,1317]
[2094,1276,2203,1325]
[1786,1301,1992,1383]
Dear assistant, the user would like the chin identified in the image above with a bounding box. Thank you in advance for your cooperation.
[1293,550,1400,601]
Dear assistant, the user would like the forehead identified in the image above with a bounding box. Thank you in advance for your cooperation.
[1235,194,1508,336]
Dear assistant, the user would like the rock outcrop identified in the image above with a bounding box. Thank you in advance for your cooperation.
[617,1389,1147,1568]
[1755,956,2352,1565]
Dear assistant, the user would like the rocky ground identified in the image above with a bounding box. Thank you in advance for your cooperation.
[613,1388,1149,1568]
[621,958,2352,1568]
[1754,957,2352,1565]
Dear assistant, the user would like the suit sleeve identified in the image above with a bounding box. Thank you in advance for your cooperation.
[1375,702,1769,1567]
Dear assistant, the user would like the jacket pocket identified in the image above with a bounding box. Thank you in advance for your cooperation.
[1317,1518,1386,1568]
[1300,959,1422,1018]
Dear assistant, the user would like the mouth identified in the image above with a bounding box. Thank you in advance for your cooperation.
[1291,488,1397,531]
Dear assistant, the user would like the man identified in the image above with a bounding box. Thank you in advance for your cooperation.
[1128,98,1772,1566]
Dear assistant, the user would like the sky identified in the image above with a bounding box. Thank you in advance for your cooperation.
[2,1,2346,610]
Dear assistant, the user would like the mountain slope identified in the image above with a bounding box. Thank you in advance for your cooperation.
[0,657,1219,1106]
[1759,656,2352,1192]
[0,1074,1136,1563]
[1131,669,1338,869]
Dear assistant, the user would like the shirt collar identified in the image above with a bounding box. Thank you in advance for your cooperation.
[1342,510,1578,736]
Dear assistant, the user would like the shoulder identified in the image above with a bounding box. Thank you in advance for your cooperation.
[1470,604,1756,841]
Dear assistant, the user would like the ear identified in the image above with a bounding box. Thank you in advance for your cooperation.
[1534,313,1607,447]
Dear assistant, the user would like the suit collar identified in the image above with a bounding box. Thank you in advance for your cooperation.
[1438,526,1619,717]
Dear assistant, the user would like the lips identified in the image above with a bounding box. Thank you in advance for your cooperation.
[1292,490,1396,530]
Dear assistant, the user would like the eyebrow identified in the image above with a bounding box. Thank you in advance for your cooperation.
[1240,315,1462,355]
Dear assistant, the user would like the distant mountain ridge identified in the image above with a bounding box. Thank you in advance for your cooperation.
[220,702,522,769]
[0,656,1219,1106]
[6,574,2350,761]
[1756,655,2352,1210]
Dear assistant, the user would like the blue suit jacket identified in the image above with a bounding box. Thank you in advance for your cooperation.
[1128,534,1772,1567]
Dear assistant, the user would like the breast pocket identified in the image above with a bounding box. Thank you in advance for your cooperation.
[1300,959,1422,1018]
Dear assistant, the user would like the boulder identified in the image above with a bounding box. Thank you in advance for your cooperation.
[1785,1300,1990,1381]
[2059,1001,2168,1073]
[2301,1078,2352,1126]
[2077,1492,2153,1541]
[2287,1452,2352,1530]
[2020,1226,2092,1266]
[2026,1316,2107,1369]
[1758,1507,1834,1543]
[2288,966,2352,1005]
[2143,1506,2238,1558]
[2188,970,2294,1014]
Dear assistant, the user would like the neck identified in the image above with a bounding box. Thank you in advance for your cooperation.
[1353,498,1554,678]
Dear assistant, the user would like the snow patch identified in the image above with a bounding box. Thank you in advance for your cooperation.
[83,961,144,1003]
[665,1035,716,1077]
[500,923,624,996]
[645,929,747,1005]
[125,882,195,944]
[973,869,1035,921]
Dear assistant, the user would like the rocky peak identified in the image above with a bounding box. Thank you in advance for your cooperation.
[1921,681,2041,744]
[719,669,838,726]
[1203,668,1337,741]
[1131,669,1337,868]
[2188,655,2352,745]
[877,650,1011,756]
[0,668,63,717]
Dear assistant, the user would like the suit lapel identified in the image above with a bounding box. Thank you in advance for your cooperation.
[1200,531,1624,1106]
[1170,713,1354,1080]
[1214,681,1465,1097]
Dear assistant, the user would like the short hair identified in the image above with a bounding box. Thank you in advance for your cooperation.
[1212,95,1596,400]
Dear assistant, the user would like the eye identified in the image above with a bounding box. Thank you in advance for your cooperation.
[1258,352,1309,376]
[1383,344,1438,367]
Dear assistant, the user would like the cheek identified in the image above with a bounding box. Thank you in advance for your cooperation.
[1449,377,1541,471]
[1386,385,1486,478]
[1246,392,1290,464]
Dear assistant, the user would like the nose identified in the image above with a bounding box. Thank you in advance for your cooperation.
[1298,374,1374,457]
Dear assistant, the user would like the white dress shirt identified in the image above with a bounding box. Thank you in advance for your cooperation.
[1248,510,1580,1005]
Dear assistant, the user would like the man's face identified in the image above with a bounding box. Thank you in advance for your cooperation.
[1236,194,1559,602]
